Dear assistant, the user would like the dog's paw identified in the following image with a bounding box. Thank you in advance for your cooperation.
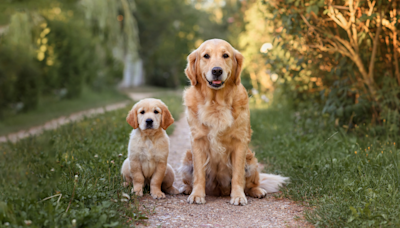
[164,186,180,195]
[247,187,267,199]
[132,187,143,197]
[230,194,248,206]
[179,185,192,195]
[151,191,166,199]
[187,193,206,204]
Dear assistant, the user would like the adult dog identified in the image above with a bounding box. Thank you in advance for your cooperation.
[180,39,288,206]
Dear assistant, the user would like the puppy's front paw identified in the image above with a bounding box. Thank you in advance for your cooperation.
[132,187,143,197]
[187,193,206,204]
[179,185,192,195]
[151,190,165,199]
[230,194,248,206]
[247,187,267,199]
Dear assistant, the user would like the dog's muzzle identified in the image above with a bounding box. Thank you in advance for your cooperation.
[145,118,153,129]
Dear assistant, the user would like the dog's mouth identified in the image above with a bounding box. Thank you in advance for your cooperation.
[206,79,225,88]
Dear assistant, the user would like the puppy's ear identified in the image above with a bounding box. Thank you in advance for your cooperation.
[160,103,174,130]
[233,50,244,85]
[185,50,198,86]
[126,106,139,129]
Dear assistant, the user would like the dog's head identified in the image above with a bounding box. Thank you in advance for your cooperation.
[126,98,174,131]
[185,39,243,90]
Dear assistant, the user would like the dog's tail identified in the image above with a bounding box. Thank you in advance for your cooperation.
[259,173,289,193]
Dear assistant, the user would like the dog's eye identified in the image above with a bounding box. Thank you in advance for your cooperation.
[203,54,210,59]
[154,110,159,114]
[223,54,229,58]
[140,110,145,114]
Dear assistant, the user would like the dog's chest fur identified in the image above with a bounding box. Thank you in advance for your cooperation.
[128,129,168,179]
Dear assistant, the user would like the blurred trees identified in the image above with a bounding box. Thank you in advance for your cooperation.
[238,0,400,129]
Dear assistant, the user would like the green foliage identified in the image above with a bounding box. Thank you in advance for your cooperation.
[0,44,41,116]
[0,93,182,227]
[43,19,99,98]
[250,94,400,227]
[134,0,228,88]
[239,0,400,128]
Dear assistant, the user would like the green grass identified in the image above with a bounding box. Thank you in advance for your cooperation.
[250,98,400,227]
[0,93,183,227]
[0,88,128,136]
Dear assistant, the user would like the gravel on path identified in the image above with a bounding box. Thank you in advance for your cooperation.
[136,115,313,228]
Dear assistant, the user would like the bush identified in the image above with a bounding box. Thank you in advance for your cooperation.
[0,44,41,116]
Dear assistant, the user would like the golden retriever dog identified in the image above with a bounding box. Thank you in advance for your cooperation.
[180,39,288,206]
[121,98,179,199]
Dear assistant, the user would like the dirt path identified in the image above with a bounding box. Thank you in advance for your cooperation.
[0,101,130,143]
[137,115,312,228]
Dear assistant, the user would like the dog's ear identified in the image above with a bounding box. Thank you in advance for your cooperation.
[233,49,244,85]
[185,50,198,86]
[160,103,174,130]
[126,105,139,129]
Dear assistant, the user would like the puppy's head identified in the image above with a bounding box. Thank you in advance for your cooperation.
[185,39,243,90]
[126,98,174,131]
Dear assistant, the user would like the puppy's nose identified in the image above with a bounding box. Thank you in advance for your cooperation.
[146,119,153,124]
[211,67,223,77]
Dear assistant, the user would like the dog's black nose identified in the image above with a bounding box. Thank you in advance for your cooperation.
[211,67,223,77]
[146,119,153,124]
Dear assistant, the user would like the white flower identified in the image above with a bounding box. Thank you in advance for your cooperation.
[94,154,98,158]
[50,168,55,172]
[24,220,32,226]
[122,192,130,200]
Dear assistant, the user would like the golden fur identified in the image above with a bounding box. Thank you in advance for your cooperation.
[121,98,179,199]
[180,39,288,206]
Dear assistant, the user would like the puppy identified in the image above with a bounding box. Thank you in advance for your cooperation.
[121,98,179,199]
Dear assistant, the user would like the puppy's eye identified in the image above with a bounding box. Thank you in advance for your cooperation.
[203,54,210,59]
[154,110,159,114]
[140,110,145,114]
[223,54,229,58]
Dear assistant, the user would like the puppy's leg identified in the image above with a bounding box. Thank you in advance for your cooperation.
[130,159,145,197]
[150,162,167,199]
[179,150,193,195]
[188,138,207,204]
[121,158,133,187]
[230,143,248,206]
[162,164,179,195]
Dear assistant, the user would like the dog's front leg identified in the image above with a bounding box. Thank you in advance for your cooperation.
[130,159,145,197]
[187,138,207,204]
[150,162,167,199]
[230,143,248,206]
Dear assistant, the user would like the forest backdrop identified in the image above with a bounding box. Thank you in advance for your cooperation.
[1,0,399,132]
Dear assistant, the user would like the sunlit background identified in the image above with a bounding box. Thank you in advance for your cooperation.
[1,0,399,131]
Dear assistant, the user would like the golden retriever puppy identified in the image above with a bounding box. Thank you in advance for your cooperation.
[121,98,179,199]
[180,39,288,206]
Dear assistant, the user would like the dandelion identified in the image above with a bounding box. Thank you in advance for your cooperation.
[383,119,386,123]
[24,220,32,226]
[118,153,123,157]
[381,151,383,154]
[4,222,10,226]
[368,147,370,150]
[75,175,78,182]
[94,154,98,158]
[355,151,357,154]
[366,154,368,157]
[366,135,368,137]
[394,142,396,145]
[51,168,55,172]
[72,219,77,227]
